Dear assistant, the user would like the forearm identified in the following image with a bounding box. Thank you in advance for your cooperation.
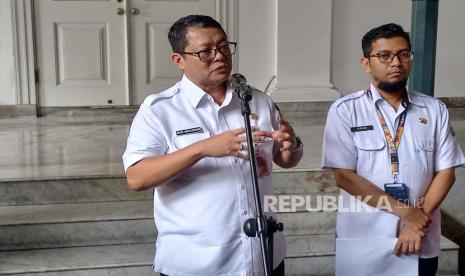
[333,169,401,211]
[333,168,432,234]
[333,168,410,216]
[126,142,205,191]
[421,168,455,216]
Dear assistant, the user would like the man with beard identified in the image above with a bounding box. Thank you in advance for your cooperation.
[123,15,303,276]
[322,23,464,276]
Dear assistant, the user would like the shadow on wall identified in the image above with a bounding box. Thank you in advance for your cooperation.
[441,211,465,275]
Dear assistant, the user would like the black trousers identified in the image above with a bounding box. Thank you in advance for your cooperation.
[160,260,284,276]
[419,257,438,276]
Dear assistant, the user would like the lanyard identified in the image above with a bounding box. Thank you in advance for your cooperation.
[366,89,408,182]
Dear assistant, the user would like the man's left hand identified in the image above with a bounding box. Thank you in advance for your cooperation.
[255,119,297,152]
[393,225,423,256]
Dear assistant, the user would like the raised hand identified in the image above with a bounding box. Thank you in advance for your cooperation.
[254,119,297,152]
[195,128,248,159]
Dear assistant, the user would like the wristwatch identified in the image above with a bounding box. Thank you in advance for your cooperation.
[289,136,303,153]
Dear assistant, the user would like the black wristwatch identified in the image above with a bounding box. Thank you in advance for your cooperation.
[289,136,303,153]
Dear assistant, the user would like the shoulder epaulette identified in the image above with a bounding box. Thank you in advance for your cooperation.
[334,90,365,108]
[144,86,180,106]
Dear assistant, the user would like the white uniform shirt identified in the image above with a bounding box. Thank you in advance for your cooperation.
[322,83,465,258]
[123,75,285,276]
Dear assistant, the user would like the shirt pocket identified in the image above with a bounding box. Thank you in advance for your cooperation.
[416,138,434,173]
[353,131,386,176]
[172,132,218,170]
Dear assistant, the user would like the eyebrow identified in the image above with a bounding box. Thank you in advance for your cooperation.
[376,48,410,53]
[195,39,228,49]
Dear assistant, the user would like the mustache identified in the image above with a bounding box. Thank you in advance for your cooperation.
[211,64,227,71]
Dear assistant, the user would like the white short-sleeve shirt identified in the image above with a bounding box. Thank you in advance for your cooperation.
[123,75,285,276]
[322,83,465,258]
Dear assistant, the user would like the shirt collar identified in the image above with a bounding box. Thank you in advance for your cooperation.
[406,90,426,107]
[180,74,235,109]
[180,74,208,108]
[368,82,426,108]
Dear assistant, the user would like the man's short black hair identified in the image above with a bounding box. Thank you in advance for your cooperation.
[362,23,411,57]
[168,15,226,53]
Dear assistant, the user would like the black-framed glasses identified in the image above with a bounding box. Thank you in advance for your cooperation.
[181,42,237,62]
[369,51,414,64]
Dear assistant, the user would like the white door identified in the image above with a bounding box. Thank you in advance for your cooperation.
[35,0,221,106]
[128,0,217,104]
[35,0,128,106]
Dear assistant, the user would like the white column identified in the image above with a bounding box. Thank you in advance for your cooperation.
[269,0,340,102]
[0,0,17,105]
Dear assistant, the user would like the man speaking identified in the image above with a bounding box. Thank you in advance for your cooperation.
[123,15,303,276]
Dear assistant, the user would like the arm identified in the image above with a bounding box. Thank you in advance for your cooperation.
[393,168,455,256]
[269,119,303,168]
[422,167,455,216]
[394,103,459,256]
[333,168,430,232]
[126,141,204,191]
[126,128,248,191]
[335,168,432,256]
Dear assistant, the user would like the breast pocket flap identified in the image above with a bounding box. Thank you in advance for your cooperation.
[418,139,434,152]
[172,132,218,170]
[173,132,211,150]
[353,132,385,151]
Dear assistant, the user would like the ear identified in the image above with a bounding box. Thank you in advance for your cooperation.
[171,53,185,71]
[360,57,371,73]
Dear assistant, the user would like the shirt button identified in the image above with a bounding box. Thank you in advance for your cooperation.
[242,210,247,215]
[233,158,238,163]
[240,185,245,190]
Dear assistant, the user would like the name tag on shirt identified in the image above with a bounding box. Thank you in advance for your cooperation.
[350,125,374,132]
[176,127,204,136]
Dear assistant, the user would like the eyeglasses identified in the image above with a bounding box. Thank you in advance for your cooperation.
[181,42,237,62]
[369,51,414,64]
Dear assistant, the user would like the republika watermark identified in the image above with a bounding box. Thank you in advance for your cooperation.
[263,194,420,213]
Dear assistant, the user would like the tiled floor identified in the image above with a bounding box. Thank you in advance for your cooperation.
[1,107,465,180]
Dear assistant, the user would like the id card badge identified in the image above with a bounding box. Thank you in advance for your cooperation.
[384,183,409,203]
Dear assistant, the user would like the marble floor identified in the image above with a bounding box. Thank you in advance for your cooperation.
[1,107,465,181]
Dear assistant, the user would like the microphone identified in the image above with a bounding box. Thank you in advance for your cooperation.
[229,73,252,101]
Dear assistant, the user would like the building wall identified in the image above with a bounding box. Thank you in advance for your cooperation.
[435,0,465,97]
[1,1,465,106]
[237,0,276,91]
[331,0,465,98]
[331,0,411,95]
[0,0,17,105]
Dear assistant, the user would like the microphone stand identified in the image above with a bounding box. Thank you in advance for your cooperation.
[237,86,283,276]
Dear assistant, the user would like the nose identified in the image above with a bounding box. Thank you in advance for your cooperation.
[213,50,227,61]
[213,49,228,61]
[391,54,402,65]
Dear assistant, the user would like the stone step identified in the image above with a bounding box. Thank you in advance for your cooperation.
[0,243,154,275]
[285,235,459,276]
[0,200,336,251]
[0,177,152,206]
[0,170,337,206]
[0,201,155,251]
[0,235,458,275]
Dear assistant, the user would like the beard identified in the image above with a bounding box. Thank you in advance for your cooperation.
[378,78,408,93]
